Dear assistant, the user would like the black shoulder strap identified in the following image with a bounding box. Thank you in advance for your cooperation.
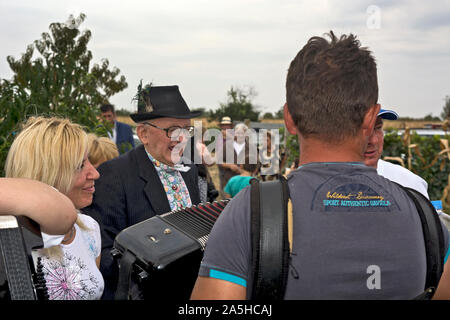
[114,250,136,300]
[396,184,446,294]
[249,177,290,300]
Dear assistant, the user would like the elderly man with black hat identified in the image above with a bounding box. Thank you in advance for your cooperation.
[83,84,201,299]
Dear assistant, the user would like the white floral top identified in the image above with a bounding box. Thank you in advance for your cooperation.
[146,152,192,211]
[32,213,104,300]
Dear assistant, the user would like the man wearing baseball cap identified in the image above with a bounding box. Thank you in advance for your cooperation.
[364,108,429,198]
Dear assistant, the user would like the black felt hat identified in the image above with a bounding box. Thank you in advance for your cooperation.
[130,84,201,123]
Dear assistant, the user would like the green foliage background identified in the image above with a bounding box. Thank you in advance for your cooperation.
[208,86,260,122]
[440,96,450,120]
[278,127,299,166]
[0,14,127,176]
[383,130,450,202]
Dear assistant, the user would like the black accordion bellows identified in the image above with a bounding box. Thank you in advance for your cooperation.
[112,200,230,300]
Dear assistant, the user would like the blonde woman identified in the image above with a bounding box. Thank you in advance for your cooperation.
[5,116,104,300]
[87,133,119,168]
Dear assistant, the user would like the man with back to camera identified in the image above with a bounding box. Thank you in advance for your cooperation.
[100,103,135,154]
[365,108,429,198]
[84,84,201,299]
[190,31,450,299]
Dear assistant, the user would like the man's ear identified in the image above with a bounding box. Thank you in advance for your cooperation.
[362,104,381,137]
[136,125,148,144]
[284,103,298,135]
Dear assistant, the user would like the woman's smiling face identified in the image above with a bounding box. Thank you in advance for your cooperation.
[66,151,100,209]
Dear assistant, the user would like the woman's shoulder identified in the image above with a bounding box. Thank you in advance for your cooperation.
[77,212,100,229]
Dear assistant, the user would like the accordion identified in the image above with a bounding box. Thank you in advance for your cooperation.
[0,216,48,300]
[112,199,230,300]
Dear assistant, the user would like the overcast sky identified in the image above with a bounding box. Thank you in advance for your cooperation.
[1,0,449,118]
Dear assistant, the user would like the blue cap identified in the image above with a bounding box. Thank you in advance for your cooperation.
[378,109,399,120]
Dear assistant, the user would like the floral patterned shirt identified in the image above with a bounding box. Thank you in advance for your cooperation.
[146,151,192,211]
[32,213,104,300]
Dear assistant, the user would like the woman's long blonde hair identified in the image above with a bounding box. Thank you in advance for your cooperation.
[5,116,87,194]
[5,116,90,257]
[87,133,119,167]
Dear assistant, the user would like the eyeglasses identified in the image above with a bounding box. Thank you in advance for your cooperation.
[142,122,195,139]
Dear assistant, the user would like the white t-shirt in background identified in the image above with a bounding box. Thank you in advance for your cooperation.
[377,159,429,199]
[233,141,245,156]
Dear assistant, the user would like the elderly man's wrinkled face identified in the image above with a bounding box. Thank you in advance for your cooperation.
[137,117,191,166]
[364,117,384,168]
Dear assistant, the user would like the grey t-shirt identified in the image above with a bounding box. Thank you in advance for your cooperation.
[198,162,449,299]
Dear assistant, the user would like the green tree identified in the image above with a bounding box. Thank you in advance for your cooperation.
[262,112,274,120]
[383,130,450,201]
[274,106,284,119]
[440,95,450,120]
[208,86,260,122]
[423,113,441,121]
[0,13,127,175]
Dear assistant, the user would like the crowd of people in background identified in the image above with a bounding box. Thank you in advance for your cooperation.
[2,30,450,301]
